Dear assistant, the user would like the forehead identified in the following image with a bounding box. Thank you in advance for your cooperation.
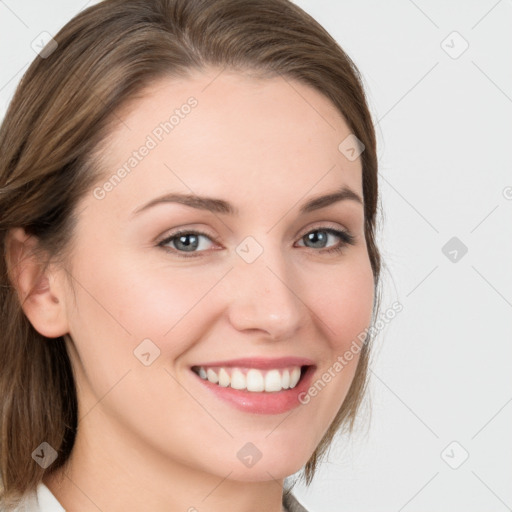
[90,69,363,215]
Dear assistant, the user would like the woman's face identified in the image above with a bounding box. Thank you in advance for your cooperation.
[58,68,374,482]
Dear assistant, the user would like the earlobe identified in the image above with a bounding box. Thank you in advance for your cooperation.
[6,227,69,338]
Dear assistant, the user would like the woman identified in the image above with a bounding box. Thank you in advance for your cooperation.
[0,0,382,510]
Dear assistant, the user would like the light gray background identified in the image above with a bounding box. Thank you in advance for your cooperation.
[1,1,511,511]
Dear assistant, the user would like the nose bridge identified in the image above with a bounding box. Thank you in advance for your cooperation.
[226,237,305,339]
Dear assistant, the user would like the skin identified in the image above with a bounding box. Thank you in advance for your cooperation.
[10,67,375,512]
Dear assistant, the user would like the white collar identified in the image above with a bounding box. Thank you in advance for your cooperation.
[18,483,66,512]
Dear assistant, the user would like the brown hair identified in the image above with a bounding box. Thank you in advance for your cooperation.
[0,0,381,504]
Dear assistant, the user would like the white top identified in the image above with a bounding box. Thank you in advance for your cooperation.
[7,484,65,512]
[6,483,307,512]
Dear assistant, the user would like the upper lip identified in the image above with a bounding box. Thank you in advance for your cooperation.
[191,357,315,369]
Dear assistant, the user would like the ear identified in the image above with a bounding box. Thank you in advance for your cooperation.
[6,227,69,338]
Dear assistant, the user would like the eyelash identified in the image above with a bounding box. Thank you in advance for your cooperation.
[157,226,356,259]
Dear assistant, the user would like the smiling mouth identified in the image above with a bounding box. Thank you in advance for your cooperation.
[191,365,310,393]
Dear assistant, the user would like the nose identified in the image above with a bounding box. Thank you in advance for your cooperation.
[225,244,306,341]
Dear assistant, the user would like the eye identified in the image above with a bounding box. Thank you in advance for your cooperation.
[157,226,356,259]
[158,229,217,258]
[296,227,356,254]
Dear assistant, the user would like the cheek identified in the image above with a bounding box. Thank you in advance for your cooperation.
[297,252,374,423]
[313,253,375,351]
[74,251,225,348]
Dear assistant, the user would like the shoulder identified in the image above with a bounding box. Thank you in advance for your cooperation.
[283,491,310,512]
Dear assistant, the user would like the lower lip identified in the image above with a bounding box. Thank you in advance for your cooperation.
[191,366,316,415]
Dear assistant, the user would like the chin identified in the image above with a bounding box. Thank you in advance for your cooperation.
[219,451,310,483]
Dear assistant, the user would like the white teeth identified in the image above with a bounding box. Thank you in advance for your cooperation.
[230,369,246,390]
[194,365,305,392]
[246,369,265,392]
[282,369,290,389]
[264,369,282,392]
[290,367,301,388]
[206,368,219,384]
[218,368,230,387]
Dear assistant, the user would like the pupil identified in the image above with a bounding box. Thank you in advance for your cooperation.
[177,234,198,251]
[307,231,326,248]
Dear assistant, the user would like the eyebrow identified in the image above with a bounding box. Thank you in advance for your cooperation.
[131,185,363,217]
